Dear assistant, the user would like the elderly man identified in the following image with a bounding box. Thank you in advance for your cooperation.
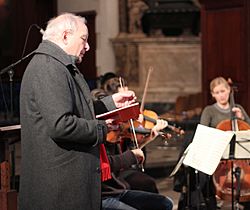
[19,13,136,210]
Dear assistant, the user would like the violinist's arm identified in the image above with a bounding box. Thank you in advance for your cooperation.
[108,150,138,174]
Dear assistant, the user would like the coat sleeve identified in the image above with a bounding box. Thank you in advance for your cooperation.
[93,100,108,115]
[100,95,116,111]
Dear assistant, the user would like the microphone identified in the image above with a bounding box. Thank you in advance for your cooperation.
[34,24,45,35]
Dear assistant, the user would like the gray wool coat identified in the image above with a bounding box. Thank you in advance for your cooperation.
[19,40,116,210]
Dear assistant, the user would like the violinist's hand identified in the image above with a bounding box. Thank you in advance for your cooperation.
[151,119,168,136]
[105,119,114,128]
[112,90,136,108]
[105,119,119,131]
[232,107,245,120]
[137,113,144,124]
[131,148,145,164]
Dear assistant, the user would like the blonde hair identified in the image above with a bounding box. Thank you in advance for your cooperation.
[42,13,86,42]
[210,76,230,93]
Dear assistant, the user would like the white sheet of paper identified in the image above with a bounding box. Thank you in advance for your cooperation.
[222,130,250,159]
[183,124,234,175]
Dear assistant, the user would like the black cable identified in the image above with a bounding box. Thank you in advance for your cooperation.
[0,24,42,121]
[21,24,40,58]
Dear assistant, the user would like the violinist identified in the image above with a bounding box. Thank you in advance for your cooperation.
[91,88,174,210]
[199,76,250,210]
[100,75,171,193]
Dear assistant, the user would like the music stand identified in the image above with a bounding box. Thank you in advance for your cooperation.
[170,124,234,209]
[169,144,193,209]
[220,130,250,210]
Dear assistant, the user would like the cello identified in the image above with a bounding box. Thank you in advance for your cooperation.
[213,79,250,203]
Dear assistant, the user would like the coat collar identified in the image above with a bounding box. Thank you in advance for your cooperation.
[35,40,75,67]
[35,40,95,117]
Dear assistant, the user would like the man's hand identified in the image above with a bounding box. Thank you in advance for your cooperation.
[112,90,136,108]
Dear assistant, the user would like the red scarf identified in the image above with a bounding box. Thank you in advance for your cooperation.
[100,143,111,181]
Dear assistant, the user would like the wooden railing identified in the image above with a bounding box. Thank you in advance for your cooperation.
[0,125,20,210]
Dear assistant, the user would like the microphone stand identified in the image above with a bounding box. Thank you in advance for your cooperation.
[0,51,35,191]
[0,51,35,121]
[0,51,34,76]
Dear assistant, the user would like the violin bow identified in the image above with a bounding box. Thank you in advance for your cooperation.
[119,76,145,172]
[140,66,153,112]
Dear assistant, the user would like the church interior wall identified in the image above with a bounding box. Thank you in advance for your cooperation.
[57,0,202,114]
[57,0,119,76]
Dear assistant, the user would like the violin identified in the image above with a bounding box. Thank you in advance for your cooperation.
[142,109,185,136]
[213,79,250,202]
[117,67,184,148]
[106,130,121,143]
[117,109,184,149]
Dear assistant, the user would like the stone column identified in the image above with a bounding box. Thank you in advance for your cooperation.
[118,0,128,35]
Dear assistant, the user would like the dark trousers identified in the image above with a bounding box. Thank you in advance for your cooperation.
[103,190,173,210]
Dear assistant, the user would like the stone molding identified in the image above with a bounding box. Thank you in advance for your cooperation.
[111,36,201,103]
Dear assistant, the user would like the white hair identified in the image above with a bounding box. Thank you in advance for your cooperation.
[42,13,86,42]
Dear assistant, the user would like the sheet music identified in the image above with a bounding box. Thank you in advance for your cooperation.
[183,124,234,175]
[222,130,250,159]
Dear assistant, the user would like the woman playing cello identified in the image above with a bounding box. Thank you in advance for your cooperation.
[200,77,250,127]
[200,76,250,210]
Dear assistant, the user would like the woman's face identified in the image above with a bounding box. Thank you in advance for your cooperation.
[211,83,230,105]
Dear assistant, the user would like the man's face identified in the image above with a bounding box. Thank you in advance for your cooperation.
[65,22,90,63]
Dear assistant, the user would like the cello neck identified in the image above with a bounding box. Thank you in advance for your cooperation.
[228,78,238,131]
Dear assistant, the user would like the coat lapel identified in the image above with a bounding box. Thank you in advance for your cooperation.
[70,66,95,118]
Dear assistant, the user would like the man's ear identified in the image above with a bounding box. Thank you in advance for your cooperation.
[62,30,69,45]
